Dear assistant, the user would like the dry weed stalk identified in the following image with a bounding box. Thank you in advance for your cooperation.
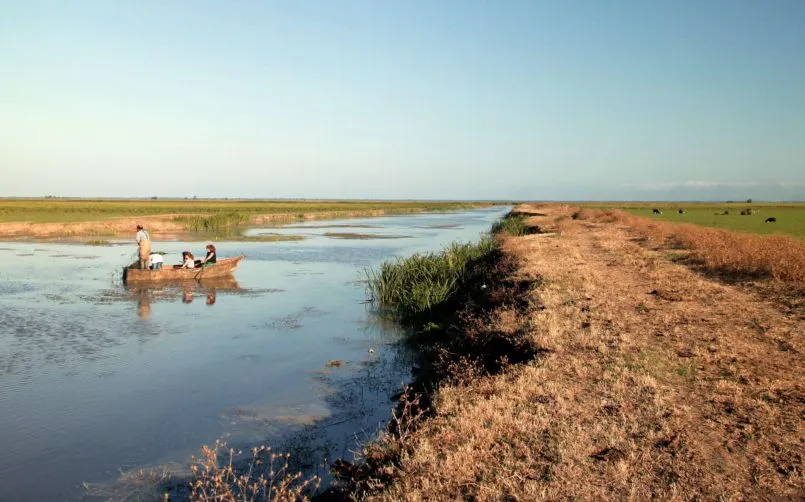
[189,441,320,502]
[333,388,429,495]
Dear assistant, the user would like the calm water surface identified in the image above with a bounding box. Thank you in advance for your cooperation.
[0,207,508,501]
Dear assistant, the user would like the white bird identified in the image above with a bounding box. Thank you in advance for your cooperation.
[368,348,375,354]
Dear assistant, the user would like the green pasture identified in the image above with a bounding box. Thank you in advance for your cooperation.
[0,199,492,224]
[591,202,805,237]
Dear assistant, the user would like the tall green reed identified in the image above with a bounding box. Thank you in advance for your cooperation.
[174,212,251,234]
[365,237,496,320]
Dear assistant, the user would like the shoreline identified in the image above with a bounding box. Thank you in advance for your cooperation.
[0,205,492,242]
[322,204,804,500]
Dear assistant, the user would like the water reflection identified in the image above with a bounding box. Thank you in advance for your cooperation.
[124,278,242,318]
[137,289,151,319]
[0,278,249,374]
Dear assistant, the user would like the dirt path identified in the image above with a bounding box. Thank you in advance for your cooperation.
[383,205,803,500]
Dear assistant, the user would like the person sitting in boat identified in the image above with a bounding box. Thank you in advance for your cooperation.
[173,251,195,269]
[183,252,196,269]
[195,244,217,268]
[148,252,164,271]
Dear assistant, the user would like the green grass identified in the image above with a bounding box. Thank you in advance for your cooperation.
[365,237,497,321]
[584,202,805,237]
[0,199,495,224]
[172,212,251,234]
[491,212,529,236]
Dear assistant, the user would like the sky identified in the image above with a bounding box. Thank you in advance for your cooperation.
[1,1,804,200]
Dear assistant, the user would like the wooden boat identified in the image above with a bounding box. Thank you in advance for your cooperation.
[123,256,245,284]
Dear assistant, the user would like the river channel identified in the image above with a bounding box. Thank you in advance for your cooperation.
[0,207,508,500]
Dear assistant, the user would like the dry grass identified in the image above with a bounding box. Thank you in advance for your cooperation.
[344,203,804,501]
[328,232,544,499]
[189,441,320,501]
[597,209,805,283]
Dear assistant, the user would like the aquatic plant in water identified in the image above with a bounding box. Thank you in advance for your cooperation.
[491,212,529,236]
[365,237,496,320]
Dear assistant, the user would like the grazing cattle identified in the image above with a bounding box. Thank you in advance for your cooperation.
[678,209,685,214]
[652,209,661,215]
[765,217,777,223]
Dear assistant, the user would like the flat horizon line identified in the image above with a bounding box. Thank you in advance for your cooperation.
[1,197,803,203]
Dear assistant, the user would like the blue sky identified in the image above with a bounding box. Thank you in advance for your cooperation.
[2,1,804,200]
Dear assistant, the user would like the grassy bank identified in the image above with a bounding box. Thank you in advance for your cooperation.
[0,199,493,224]
[0,199,499,239]
[323,215,543,498]
[332,204,804,500]
[583,202,805,237]
[363,210,535,323]
[578,208,805,283]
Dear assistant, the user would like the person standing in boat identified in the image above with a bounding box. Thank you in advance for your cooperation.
[135,225,151,270]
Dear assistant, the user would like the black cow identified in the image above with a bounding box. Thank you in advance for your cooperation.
[678,209,685,214]
[652,209,661,215]
[765,217,777,223]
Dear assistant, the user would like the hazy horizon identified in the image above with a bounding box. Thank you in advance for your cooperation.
[3,1,804,200]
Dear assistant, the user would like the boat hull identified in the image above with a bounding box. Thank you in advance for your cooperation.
[123,256,245,283]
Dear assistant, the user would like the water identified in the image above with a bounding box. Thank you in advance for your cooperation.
[0,207,508,500]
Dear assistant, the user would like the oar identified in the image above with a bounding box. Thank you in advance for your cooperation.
[194,261,205,282]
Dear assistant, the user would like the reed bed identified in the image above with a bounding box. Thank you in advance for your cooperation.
[491,212,529,236]
[365,237,496,321]
[0,199,491,224]
[173,212,251,234]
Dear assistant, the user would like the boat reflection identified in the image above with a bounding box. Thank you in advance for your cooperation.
[125,277,242,319]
